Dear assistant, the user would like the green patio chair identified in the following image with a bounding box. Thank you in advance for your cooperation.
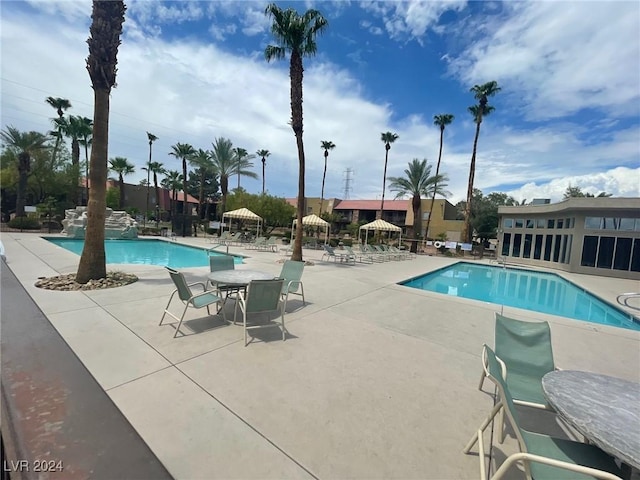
[208,254,241,301]
[464,346,623,480]
[479,313,556,442]
[279,260,305,311]
[234,279,286,347]
[160,267,223,338]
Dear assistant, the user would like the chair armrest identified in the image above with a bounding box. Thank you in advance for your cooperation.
[187,282,207,292]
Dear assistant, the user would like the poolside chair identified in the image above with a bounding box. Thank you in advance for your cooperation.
[322,244,355,264]
[279,260,305,311]
[464,346,623,480]
[160,267,223,338]
[246,236,265,250]
[343,245,373,264]
[208,255,242,302]
[479,313,556,443]
[234,279,286,346]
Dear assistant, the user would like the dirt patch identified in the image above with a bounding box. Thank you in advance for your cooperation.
[35,271,138,291]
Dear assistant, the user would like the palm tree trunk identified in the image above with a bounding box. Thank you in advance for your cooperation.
[220,175,228,215]
[379,147,389,220]
[411,194,421,253]
[290,50,305,262]
[319,156,327,217]
[84,142,90,205]
[154,173,161,221]
[72,139,82,205]
[182,157,188,236]
[16,153,29,217]
[463,120,482,243]
[262,159,266,194]
[199,169,205,219]
[76,89,108,283]
[425,127,444,239]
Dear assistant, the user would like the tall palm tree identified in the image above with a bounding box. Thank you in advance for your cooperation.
[0,126,49,217]
[45,97,72,165]
[76,0,126,283]
[319,140,335,216]
[148,161,165,221]
[256,149,270,194]
[379,131,399,220]
[161,170,182,221]
[108,157,135,209]
[265,3,328,262]
[190,148,212,218]
[78,116,93,205]
[232,147,257,190]
[209,137,236,216]
[388,159,449,252]
[60,115,91,205]
[169,142,195,236]
[144,132,158,227]
[462,80,500,243]
[425,114,454,239]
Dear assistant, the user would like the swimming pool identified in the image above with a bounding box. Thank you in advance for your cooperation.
[45,238,242,268]
[400,262,640,331]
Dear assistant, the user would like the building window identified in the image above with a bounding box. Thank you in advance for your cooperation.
[526,219,534,228]
[513,234,522,257]
[544,235,553,261]
[619,218,635,231]
[613,237,632,271]
[547,219,555,229]
[560,235,569,263]
[533,235,543,260]
[553,234,562,262]
[596,236,615,269]
[565,235,573,264]
[503,218,514,228]
[557,219,564,229]
[536,218,546,228]
[565,218,572,228]
[585,217,601,229]
[515,219,524,228]
[502,233,511,256]
[603,218,617,230]
[523,234,533,258]
[581,236,598,267]
[631,239,640,272]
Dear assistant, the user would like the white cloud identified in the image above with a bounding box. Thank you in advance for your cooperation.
[447,2,640,120]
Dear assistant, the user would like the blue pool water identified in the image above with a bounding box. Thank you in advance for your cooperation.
[45,238,242,268]
[400,262,640,331]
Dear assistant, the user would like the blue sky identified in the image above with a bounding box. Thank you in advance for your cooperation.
[1,0,639,203]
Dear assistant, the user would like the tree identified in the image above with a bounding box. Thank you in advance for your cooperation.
[144,132,158,227]
[210,137,236,217]
[226,190,295,235]
[190,148,212,218]
[232,147,258,190]
[76,0,126,284]
[45,97,72,165]
[60,115,92,205]
[161,170,182,221]
[387,158,449,252]
[108,157,134,209]
[169,142,195,236]
[319,140,335,216]
[462,81,501,243]
[379,131,399,220]
[0,126,49,217]
[265,3,328,262]
[257,149,270,194]
[563,185,612,199]
[78,116,93,205]
[425,114,454,239]
[149,161,165,221]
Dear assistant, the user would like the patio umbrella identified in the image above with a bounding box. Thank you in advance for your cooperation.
[291,214,330,245]
[359,219,402,245]
[221,208,263,237]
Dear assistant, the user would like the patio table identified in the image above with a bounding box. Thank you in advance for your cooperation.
[542,370,640,470]
[207,269,275,287]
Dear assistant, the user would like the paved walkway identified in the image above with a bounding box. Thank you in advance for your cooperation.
[3,232,639,479]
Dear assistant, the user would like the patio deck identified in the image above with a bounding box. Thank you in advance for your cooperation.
[2,232,639,479]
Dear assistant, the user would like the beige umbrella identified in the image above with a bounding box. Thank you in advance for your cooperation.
[291,214,330,245]
[359,219,402,245]
[222,208,263,237]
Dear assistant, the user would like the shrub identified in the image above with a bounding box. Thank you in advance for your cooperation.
[8,217,41,230]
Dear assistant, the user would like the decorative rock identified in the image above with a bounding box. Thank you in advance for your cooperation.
[35,272,138,291]
[61,207,138,239]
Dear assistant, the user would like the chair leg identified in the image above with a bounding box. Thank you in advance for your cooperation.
[478,370,487,391]
[463,401,503,454]
[159,292,177,326]
[173,305,189,338]
[497,406,506,444]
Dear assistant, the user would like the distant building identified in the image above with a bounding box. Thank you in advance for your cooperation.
[105,180,199,217]
[498,197,640,279]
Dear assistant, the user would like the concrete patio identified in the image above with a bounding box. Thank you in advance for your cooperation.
[2,231,639,479]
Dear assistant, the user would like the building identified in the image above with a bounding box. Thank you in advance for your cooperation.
[497,197,640,280]
[105,180,199,218]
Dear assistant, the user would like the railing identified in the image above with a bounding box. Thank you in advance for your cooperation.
[616,292,640,311]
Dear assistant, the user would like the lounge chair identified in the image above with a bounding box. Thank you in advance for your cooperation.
[343,245,373,264]
[258,236,278,252]
[246,236,266,250]
[279,260,305,311]
[479,313,556,443]
[160,267,223,338]
[464,346,624,480]
[321,244,355,264]
[234,279,286,346]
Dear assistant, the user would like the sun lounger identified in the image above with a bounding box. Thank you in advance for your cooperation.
[321,244,355,264]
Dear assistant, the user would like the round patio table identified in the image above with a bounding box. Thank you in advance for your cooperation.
[542,370,640,469]
[207,270,275,286]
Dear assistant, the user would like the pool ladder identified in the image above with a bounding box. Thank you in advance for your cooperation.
[617,292,640,311]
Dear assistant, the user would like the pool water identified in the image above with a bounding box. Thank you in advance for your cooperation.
[400,262,640,331]
[45,238,242,269]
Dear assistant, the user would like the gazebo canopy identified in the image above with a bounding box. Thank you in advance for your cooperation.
[359,219,402,245]
[221,208,262,236]
[292,214,330,245]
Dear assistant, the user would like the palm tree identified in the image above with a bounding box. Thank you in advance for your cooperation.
[60,115,91,205]
[319,140,335,216]
[144,132,158,227]
[169,142,195,236]
[388,159,449,252]
[0,126,49,217]
[78,116,93,205]
[232,147,257,190]
[148,161,165,222]
[265,3,328,262]
[161,170,182,221]
[45,97,72,165]
[209,137,236,216]
[256,149,270,194]
[379,131,399,220]
[76,0,126,283]
[425,114,454,239]
[109,157,135,209]
[462,81,501,243]
[190,148,212,218]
